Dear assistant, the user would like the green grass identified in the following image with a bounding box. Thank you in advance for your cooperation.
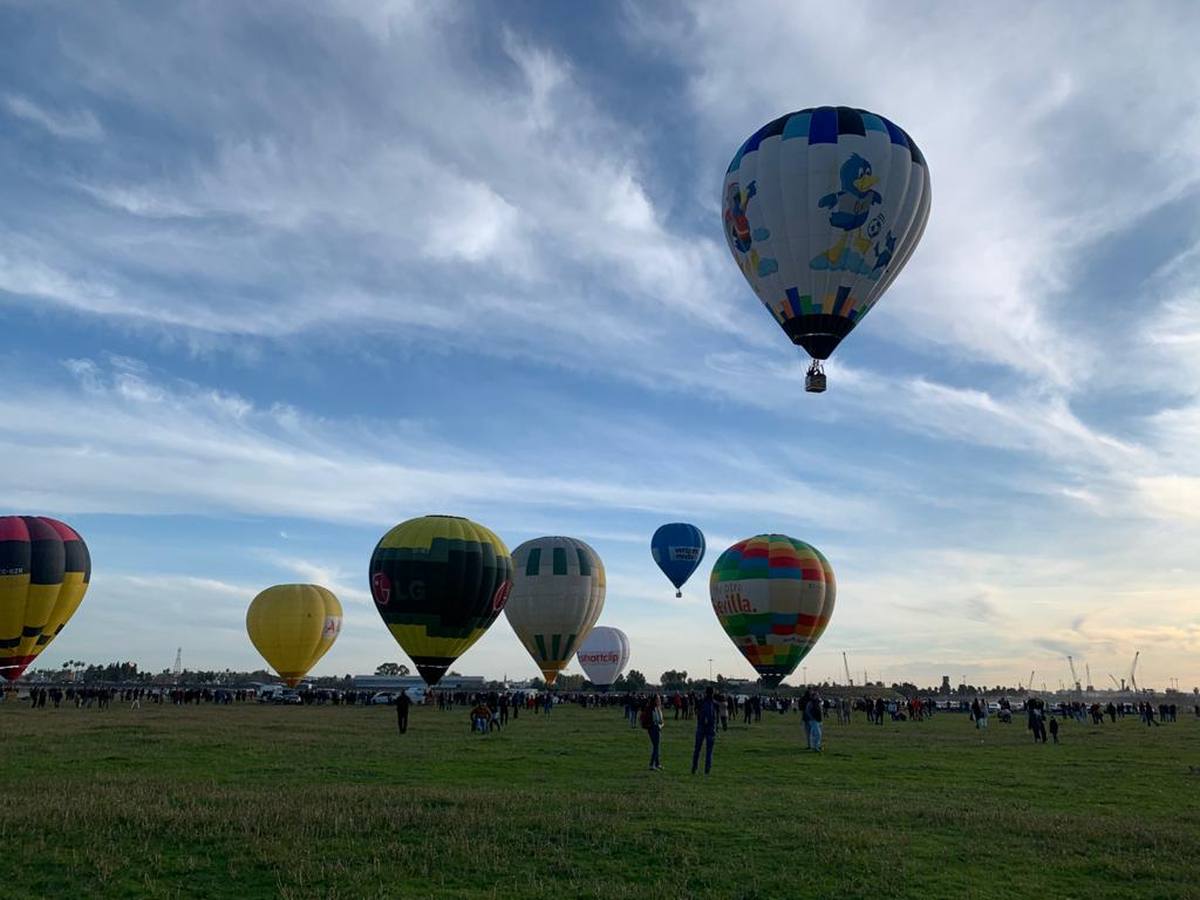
[1,701,1197,899]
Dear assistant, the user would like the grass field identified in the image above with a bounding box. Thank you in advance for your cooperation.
[1,700,1197,899]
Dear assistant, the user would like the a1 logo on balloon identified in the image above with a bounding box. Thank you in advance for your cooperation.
[492,580,512,612]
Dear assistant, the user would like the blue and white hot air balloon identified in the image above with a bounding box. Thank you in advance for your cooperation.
[723,106,931,392]
[651,523,705,598]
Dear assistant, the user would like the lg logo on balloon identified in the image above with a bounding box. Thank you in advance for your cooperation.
[371,572,391,607]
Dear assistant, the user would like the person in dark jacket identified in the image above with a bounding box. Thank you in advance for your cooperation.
[806,691,824,752]
[395,690,410,735]
[692,686,718,775]
[643,694,664,770]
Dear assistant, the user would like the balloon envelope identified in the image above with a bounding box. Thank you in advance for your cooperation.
[369,515,512,686]
[723,106,931,361]
[651,523,705,597]
[709,534,835,688]
[506,536,605,685]
[246,584,343,687]
[0,516,91,682]
[575,625,630,688]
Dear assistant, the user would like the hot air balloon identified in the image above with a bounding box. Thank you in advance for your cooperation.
[506,536,605,686]
[651,523,705,598]
[723,106,931,392]
[246,584,342,687]
[709,534,835,688]
[0,516,91,682]
[575,625,630,689]
[369,515,512,686]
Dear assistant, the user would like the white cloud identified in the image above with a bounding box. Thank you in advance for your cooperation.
[0,356,882,532]
[3,93,103,140]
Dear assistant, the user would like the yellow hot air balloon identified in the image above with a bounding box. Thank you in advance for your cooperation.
[369,515,513,686]
[246,584,343,686]
[1,516,91,682]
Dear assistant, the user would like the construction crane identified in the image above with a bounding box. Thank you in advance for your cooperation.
[842,652,853,687]
[1085,663,1093,692]
[1027,670,1035,693]
[1108,673,1120,690]
[1067,656,1081,693]
[1129,651,1140,693]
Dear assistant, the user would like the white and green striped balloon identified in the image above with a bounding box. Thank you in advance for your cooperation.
[505,536,605,685]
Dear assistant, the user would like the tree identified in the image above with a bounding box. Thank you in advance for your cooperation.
[660,669,688,690]
[624,669,647,691]
[375,662,410,677]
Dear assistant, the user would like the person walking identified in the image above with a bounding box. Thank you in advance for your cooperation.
[395,689,410,735]
[692,686,718,775]
[643,694,664,770]
[806,691,824,752]
[1049,717,1059,744]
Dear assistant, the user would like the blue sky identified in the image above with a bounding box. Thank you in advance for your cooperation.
[2,2,1198,690]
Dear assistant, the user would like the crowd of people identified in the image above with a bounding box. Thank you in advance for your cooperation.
[964,695,1192,743]
[8,680,1198,763]
[6,685,387,708]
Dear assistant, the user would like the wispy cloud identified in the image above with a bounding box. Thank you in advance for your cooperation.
[3,93,103,140]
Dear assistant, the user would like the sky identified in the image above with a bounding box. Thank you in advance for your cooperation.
[2,1,1198,691]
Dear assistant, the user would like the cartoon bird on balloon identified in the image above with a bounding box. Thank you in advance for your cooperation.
[810,152,895,280]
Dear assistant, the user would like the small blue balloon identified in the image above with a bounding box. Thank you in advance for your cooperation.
[651,523,706,597]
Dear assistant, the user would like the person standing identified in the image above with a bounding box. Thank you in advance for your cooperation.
[1049,717,1059,744]
[806,691,824,752]
[1027,699,1043,743]
[692,687,718,775]
[396,689,410,735]
[643,694,664,771]
[800,689,814,749]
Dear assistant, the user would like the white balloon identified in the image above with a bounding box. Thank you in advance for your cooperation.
[575,625,630,688]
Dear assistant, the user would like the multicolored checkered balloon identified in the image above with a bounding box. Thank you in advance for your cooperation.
[710,534,835,688]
